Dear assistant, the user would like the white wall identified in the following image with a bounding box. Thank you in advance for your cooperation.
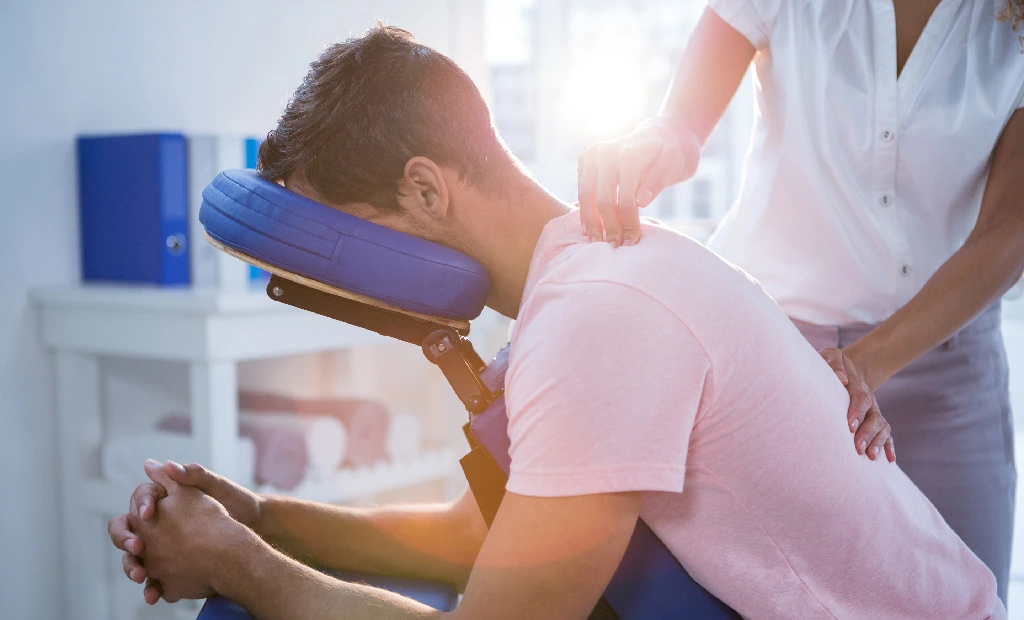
[0,2,482,618]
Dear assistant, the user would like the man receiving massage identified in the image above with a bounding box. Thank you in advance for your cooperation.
[107,25,1004,619]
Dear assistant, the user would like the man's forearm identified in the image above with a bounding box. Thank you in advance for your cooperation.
[847,224,1024,391]
[216,530,446,620]
[257,490,487,590]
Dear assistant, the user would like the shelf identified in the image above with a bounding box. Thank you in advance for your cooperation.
[33,284,283,314]
[259,449,459,504]
[38,283,467,620]
[81,449,459,515]
[33,284,384,361]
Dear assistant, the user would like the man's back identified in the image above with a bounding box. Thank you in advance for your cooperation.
[505,213,1001,618]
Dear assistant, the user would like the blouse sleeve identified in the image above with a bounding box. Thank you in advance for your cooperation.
[705,0,784,50]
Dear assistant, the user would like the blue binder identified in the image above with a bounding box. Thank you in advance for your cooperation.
[244,137,260,169]
[77,133,190,285]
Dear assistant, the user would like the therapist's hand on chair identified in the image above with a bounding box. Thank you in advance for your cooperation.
[107,459,262,604]
[577,117,700,248]
[819,347,896,463]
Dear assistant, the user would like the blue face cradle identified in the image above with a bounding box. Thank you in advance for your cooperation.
[199,168,491,322]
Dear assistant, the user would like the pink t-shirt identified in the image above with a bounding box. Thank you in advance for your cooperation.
[506,212,1003,619]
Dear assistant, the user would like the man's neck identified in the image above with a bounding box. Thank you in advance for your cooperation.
[461,181,571,319]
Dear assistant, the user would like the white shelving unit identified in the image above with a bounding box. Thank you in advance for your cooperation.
[269,448,458,504]
[33,284,459,620]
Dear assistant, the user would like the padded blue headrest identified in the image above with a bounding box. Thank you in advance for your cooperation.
[199,169,491,321]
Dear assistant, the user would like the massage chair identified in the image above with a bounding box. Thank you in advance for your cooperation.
[194,169,739,619]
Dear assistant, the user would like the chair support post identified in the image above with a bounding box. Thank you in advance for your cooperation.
[264,274,498,415]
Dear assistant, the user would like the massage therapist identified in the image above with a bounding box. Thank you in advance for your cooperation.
[577,0,1024,601]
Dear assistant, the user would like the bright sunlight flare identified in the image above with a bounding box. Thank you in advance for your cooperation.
[558,12,650,139]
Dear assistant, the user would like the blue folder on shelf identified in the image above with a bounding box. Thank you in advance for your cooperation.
[78,133,190,285]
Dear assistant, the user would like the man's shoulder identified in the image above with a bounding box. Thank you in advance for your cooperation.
[527,213,717,289]
[531,225,729,312]
[525,272,669,323]
[513,264,694,354]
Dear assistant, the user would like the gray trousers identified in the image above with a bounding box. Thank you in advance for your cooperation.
[793,304,1016,603]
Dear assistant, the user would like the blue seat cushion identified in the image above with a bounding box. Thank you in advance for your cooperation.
[199,169,491,321]
[197,571,458,619]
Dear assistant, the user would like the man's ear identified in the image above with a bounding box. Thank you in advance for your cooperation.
[396,156,450,222]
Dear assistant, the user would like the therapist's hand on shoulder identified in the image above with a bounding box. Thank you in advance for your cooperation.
[577,116,700,247]
[819,347,896,463]
[107,459,262,604]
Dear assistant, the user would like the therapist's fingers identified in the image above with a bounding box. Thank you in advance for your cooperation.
[818,347,849,386]
[854,400,886,457]
[616,143,659,247]
[847,390,874,436]
[595,143,623,247]
[578,148,602,241]
[819,346,893,461]
[865,418,891,462]
[840,352,875,434]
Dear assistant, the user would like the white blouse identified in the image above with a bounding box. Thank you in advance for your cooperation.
[706,0,1024,325]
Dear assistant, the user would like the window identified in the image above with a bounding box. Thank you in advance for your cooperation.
[691,179,711,220]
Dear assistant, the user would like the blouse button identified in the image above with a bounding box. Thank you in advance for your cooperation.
[881,130,894,142]
[901,264,912,277]
[880,194,892,207]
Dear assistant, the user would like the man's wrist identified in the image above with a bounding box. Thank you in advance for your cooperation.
[210,525,267,600]
[251,493,268,537]
[253,494,287,543]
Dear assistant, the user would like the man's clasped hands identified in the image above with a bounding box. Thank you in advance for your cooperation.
[107,459,263,605]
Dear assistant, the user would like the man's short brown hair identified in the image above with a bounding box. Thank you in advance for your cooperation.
[259,23,521,213]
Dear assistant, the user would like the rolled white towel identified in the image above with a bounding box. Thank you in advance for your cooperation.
[102,431,256,489]
[385,412,422,462]
[240,411,347,482]
[238,392,390,467]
